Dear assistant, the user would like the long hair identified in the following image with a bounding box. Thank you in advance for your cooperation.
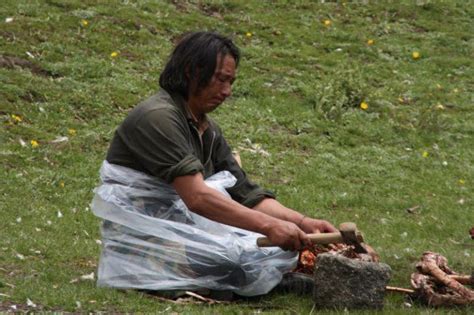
[159,31,240,99]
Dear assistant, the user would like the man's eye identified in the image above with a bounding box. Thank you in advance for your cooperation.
[216,75,235,84]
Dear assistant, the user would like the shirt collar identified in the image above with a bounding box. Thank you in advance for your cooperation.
[164,89,210,133]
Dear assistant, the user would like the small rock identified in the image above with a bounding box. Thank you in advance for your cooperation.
[313,253,391,309]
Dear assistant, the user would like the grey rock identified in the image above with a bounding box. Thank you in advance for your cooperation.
[313,253,392,309]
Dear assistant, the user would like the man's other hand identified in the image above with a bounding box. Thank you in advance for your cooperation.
[265,221,311,251]
[299,218,337,234]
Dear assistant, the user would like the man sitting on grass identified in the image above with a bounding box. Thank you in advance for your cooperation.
[92,31,336,300]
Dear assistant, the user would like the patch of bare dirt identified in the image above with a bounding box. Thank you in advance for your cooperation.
[0,55,60,78]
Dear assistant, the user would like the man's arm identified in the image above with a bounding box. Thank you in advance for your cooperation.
[172,172,311,251]
[252,198,337,234]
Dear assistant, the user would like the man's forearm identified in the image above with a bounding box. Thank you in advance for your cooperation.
[173,173,317,249]
[252,198,304,225]
[173,174,280,236]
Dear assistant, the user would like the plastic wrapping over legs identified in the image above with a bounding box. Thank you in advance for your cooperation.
[91,161,297,296]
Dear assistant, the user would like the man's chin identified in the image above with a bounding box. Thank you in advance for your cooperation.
[206,102,222,112]
[206,107,218,113]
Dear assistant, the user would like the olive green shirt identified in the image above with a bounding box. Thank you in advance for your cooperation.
[106,90,275,208]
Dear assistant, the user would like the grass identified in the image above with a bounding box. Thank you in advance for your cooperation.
[1,0,473,313]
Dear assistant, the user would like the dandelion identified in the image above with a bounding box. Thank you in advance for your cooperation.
[30,140,39,148]
[323,19,331,26]
[59,181,65,188]
[245,32,252,38]
[11,114,22,122]
[412,51,421,59]
[458,179,465,185]
[422,151,429,158]
[367,39,374,45]
[68,128,77,136]
[81,19,88,27]
[110,51,119,58]
[360,101,368,110]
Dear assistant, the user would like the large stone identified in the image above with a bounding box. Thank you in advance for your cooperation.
[313,253,391,309]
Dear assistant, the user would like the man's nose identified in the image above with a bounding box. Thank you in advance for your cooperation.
[222,83,232,98]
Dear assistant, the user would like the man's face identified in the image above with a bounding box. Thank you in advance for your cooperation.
[188,54,236,116]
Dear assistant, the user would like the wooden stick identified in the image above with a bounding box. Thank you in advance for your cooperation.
[385,286,415,294]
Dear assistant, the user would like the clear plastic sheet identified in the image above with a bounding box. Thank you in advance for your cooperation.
[91,161,297,296]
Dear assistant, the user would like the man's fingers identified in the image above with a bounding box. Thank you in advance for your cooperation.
[324,222,338,233]
[299,230,311,247]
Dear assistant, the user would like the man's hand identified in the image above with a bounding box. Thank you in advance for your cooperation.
[264,220,312,251]
[299,217,337,234]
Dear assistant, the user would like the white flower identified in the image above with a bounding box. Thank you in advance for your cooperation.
[80,272,95,280]
[51,136,69,143]
[26,298,36,308]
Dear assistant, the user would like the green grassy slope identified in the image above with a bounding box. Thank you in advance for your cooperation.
[1,1,473,313]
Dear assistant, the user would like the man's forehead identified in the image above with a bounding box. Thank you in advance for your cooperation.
[215,54,236,75]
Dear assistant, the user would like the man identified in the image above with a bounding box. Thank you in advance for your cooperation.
[95,31,336,297]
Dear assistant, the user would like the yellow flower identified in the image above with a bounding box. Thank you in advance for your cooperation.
[110,51,119,58]
[31,140,39,148]
[68,128,77,136]
[435,104,445,110]
[81,19,88,27]
[458,179,465,185]
[59,181,65,188]
[11,114,22,122]
[367,39,374,45]
[245,32,252,38]
[422,151,429,158]
[323,19,331,26]
[360,101,368,110]
[412,51,420,59]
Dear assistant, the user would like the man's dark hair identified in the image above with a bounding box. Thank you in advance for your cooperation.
[159,31,240,99]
